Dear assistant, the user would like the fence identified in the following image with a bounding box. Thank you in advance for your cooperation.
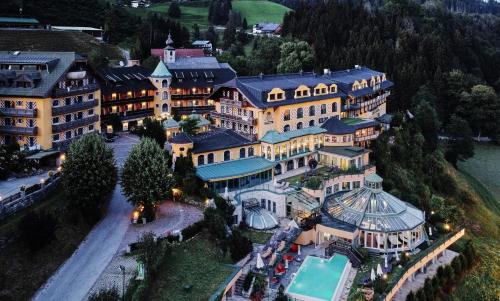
[0,172,61,220]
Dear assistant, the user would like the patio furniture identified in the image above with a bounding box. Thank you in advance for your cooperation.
[261,247,272,259]
[277,241,286,252]
[269,253,278,266]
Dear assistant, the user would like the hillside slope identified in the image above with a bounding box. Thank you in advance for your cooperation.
[0,29,123,61]
[232,0,291,26]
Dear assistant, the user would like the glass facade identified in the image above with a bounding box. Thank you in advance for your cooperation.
[208,169,272,193]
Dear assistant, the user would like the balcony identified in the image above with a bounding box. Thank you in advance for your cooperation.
[120,108,154,121]
[52,99,98,115]
[102,95,154,106]
[0,108,37,118]
[172,106,214,115]
[0,126,38,135]
[171,93,209,100]
[220,97,242,108]
[52,115,99,133]
[354,132,380,142]
[54,83,99,97]
[210,111,256,126]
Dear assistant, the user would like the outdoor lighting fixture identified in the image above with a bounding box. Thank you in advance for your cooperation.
[383,274,387,280]
[133,211,139,220]
[444,223,451,231]
[431,210,435,215]
[40,179,45,184]
[60,154,66,161]
[57,166,62,172]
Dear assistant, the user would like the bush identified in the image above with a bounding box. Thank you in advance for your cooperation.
[18,211,58,251]
[165,234,179,243]
[228,228,253,263]
[373,277,387,294]
[181,220,205,240]
[242,271,254,292]
[88,286,120,301]
[305,176,322,190]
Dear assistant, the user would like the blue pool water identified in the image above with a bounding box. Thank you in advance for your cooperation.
[286,254,349,301]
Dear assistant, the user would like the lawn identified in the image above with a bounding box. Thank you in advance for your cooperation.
[148,233,236,301]
[451,143,500,300]
[242,229,273,244]
[126,0,290,30]
[127,2,210,30]
[232,0,291,26]
[0,189,92,301]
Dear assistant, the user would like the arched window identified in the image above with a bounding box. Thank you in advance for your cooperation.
[197,155,205,166]
[332,102,337,112]
[309,120,315,127]
[320,104,326,114]
[162,103,168,112]
[224,150,230,161]
[297,122,303,129]
[248,147,254,157]
[297,108,303,119]
[283,125,290,132]
[162,91,168,100]
[207,153,214,164]
[309,105,315,116]
[161,80,169,88]
[240,148,246,158]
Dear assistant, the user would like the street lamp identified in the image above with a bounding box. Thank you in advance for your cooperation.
[119,265,125,297]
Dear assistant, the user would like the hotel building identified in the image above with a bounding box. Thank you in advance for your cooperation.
[170,66,393,193]
[0,51,100,150]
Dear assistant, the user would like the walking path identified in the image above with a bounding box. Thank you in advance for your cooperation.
[393,249,459,301]
[33,133,202,301]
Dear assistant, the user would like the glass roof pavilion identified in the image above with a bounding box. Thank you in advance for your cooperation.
[325,174,425,232]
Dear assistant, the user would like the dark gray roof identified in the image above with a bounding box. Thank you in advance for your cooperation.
[318,146,370,158]
[96,66,155,94]
[214,67,392,109]
[171,128,255,153]
[321,117,379,135]
[166,57,236,89]
[0,51,82,97]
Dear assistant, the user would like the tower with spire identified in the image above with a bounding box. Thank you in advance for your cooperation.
[164,32,175,63]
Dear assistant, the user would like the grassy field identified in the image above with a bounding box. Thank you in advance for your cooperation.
[125,0,290,30]
[232,0,291,26]
[0,190,91,301]
[242,229,273,244]
[452,143,500,300]
[149,233,235,301]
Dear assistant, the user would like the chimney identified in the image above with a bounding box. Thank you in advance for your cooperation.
[324,68,330,75]
[355,65,361,69]
[259,72,263,79]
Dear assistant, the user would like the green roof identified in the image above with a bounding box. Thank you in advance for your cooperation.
[0,17,39,24]
[318,146,370,158]
[196,157,275,181]
[365,173,383,183]
[179,114,210,127]
[151,61,171,78]
[260,126,326,144]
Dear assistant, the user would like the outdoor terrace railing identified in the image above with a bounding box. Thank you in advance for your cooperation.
[52,115,99,133]
[0,125,38,135]
[0,108,37,117]
[52,99,98,115]
[379,227,466,301]
[54,82,99,97]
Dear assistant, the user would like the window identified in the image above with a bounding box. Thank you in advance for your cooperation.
[273,202,276,213]
[88,124,94,131]
[208,153,214,164]
[224,150,230,161]
[269,94,276,101]
[309,120,315,126]
[283,109,290,121]
[330,85,337,93]
[52,117,59,124]
[88,109,94,115]
[261,199,266,208]
[197,155,205,166]
[65,114,71,122]
[297,122,303,129]
[65,131,72,139]
[277,92,284,99]
[76,112,83,120]
[297,108,303,119]
[248,147,254,157]
[16,100,23,107]
[88,93,94,100]
[52,99,60,107]
[162,91,168,100]
[52,134,60,141]
[27,101,34,109]
[326,187,332,195]
[320,104,326,114]
[332,102,337,112]
[283,125,290,132]
[76,96,83,103]
[240,148,246,158]
[27,119,35,127]
[309,105,315,116]
[353,181,361,189]
[162,103,168,112]
[77,127,83,136]
[65,98,71,106]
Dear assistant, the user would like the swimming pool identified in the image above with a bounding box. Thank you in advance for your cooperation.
[285,254,351,301]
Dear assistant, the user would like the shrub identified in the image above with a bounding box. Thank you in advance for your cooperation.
[18,211,58,251]
[181,220,205,240]
[228,228,253,263]
[305,176,321,190]
[165,234,179,243]
[243,271,254,292]
[88,286,120,301]
[373,277,387,294]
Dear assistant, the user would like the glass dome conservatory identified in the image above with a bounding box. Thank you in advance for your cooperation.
[324,174,426,252]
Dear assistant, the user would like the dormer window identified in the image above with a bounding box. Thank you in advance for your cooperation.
[267,88,285,102]
[330,84,337,93]
[295,85,310,98]
[314,83,328,95]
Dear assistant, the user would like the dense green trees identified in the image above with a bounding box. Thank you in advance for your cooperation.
[136,117,167,148]
[18,211,58,251]
[277,41,314,73]
[208,0,232,25]
[445,114,475,167]
[61,133,117,223]
[167,2,181,18]
[121,138,173,221]
[179,117,199,136]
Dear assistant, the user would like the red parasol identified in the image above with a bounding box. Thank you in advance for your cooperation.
[275,262,286,274]
[290,243,298,252]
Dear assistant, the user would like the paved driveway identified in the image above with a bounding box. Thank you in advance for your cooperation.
[33,133,138,301]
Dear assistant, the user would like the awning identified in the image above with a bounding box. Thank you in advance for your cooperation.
[25,150,60,160]
[196,157,274,181]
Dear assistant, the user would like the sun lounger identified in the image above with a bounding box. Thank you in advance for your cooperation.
[261,247,272,259]
[269,253,277,266]
[277,241,286,252]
